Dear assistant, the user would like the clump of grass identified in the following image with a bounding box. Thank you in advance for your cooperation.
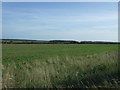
[2,51,119,88]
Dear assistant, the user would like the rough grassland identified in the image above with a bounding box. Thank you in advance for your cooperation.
[2,44,119,88]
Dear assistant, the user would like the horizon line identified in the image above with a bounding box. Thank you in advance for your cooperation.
[1,38,119,42]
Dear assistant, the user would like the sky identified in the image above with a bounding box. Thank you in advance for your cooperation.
[2,2,118,41]
[2,0,119,2]
[0,2,2,39]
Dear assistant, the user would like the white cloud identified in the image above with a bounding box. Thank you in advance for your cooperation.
[25,12,118,23]
[26,28,118,41]
[92,25,117,29]
[3,3,118,41]
[4,9,117,24]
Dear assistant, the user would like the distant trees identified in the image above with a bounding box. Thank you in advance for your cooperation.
[1,39,120,44]
[80,41,119,44]
[49,40,79,44]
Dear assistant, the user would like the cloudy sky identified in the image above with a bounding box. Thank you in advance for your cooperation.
[2,2,118,41]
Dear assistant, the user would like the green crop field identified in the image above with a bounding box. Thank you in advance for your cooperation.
[2,44,119,88]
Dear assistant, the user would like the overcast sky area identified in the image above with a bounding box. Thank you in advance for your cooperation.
[2,2,118,41]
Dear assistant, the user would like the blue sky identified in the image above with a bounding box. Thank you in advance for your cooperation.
[2,2,118,41]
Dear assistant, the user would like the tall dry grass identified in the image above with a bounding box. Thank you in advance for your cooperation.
[2,51,119,88]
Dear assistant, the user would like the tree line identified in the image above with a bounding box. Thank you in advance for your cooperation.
[1,39,120,44]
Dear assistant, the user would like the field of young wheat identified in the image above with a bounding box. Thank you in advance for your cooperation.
[2,44,119,88]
